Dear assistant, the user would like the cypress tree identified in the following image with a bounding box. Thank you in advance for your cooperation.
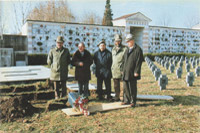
[102,0,113,26]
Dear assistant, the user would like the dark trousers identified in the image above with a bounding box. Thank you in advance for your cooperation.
[97,75,111,99]
[78,80,89,97]
[113,78,121,100]
[53,81,67,98]
[123,79,137,104]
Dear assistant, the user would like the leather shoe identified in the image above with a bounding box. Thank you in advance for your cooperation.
[130,103,136,107]
[121,102,129,105]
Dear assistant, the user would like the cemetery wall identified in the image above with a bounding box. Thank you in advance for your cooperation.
[22,20,200,55]
[22,20,125,54]
[148,26,200,54]
[0,34,28,67]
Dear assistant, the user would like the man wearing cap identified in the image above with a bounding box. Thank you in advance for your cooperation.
[47,36,71,99]
[111,34,127,101]
[122,34,144,107]
[93,40,112,101]
[71,42,93,98]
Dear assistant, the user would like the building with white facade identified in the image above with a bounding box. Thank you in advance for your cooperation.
[22,12,200,54]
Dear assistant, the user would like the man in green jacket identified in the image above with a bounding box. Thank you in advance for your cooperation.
[111,34,127,101]
[47,36,71,99]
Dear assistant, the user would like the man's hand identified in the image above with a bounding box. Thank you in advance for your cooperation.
[79,62,84,66]
[134,73,139,77]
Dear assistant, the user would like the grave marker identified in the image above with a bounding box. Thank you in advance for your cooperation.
[169,64,175,73]
[185,63,190,72]
[158,75,168,90]
[186,72,195,86]
[195,66,200,77]
[176,67,182,78]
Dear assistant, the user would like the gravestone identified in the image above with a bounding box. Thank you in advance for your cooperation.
[151,65,156,73]
[190,57,193,63]
[185,57,188,61]
[185,63,190,72]
[192,61,196,69]
[196,59,199,66]
[165,62,169,70]
[169,64,175,73]
[173,60,178,66]
[176,56,179,61]
[195,66,200,77]
[186,72,194,87]
[90,64,96,75]
[158,75,168,90]
[179,61,183,67]
[180,56,184,61]
[176,67,182,78]
[185,59,189,64]
[169,59,173,64]
[154,68,161,81]
[161,60,165,67]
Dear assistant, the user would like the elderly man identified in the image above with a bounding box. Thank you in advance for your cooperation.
[111,34,127,101]
[94,40,112,101]
[122,34,144,107]
[72,42,93,98]
[47,36,71,99]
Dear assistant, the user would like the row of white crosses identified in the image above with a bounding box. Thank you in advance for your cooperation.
[155,56,200,87]
[145,57,168,90]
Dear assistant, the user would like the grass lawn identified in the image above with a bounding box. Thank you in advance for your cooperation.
[0,62,200,132]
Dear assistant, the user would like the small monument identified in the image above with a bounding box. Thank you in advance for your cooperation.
[195,66,200,77]
[169,64,175,73]
[186,72,195,87]
[158,75,168,90]
[185,63,190,72]
[179,61,183,67]
[176,67,182,78]
[165,62,169,70]
[154,68,161,81]
[192,61,196,69]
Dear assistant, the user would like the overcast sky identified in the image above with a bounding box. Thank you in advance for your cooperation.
[1,0,200,33]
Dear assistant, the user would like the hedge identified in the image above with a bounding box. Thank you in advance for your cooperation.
[144,53,200,61]
[28,54,48,65]
[28,53,200,65]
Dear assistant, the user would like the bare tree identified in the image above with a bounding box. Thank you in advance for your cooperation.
[184,14,200,28]
[80,11,102,25]
[28,0,75,22]
[12,0,33,34]
[0,1,3,38]
[158,12,171,27]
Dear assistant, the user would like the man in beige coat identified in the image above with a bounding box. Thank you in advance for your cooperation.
[47,36,71,99]
[111,34,127,101]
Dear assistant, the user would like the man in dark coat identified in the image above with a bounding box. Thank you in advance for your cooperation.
[47,36,71,99]
[72,42,93,98]
[122,34,144,107]
[93,40,112,100]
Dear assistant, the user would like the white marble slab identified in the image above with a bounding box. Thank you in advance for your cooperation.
[67,83,97,91]
[0,65,74,83]
[111,93,174,101]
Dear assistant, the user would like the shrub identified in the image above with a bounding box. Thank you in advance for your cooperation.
[143,53,200,61]
[28,54,48,65]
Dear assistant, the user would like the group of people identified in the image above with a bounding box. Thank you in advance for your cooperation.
[47,33,144,107]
